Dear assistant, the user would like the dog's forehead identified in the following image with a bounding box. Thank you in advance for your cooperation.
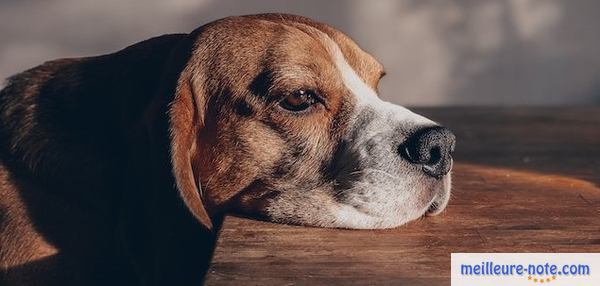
[240,14,385,89]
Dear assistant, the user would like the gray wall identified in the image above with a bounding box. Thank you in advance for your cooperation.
[1,0,599,106]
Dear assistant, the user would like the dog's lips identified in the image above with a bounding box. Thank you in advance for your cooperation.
[425,199,445,216]
[424,173,452,216]
[425,200,440,215]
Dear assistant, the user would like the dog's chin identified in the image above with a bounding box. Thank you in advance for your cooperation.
[329,173,452,230]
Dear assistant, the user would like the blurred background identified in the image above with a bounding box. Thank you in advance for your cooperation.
[1,0,599,106]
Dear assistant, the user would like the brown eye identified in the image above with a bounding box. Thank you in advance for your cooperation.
[279,89,319,112]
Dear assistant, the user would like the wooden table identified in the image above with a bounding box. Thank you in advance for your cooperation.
[204,107,600,285]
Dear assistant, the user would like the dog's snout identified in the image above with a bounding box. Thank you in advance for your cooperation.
[399,126,456,178]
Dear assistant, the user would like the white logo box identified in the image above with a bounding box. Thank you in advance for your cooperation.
[451,253,600,286]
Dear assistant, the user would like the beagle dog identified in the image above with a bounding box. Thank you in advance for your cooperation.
[0,14,455,285]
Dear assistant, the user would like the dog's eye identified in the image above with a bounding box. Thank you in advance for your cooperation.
[279,90,319,112]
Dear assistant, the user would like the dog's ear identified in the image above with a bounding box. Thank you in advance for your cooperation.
[168,71,213,230]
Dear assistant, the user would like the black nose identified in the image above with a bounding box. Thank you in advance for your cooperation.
[399,126,456,178]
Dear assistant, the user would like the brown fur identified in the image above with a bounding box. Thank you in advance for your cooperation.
[0,14,383,285]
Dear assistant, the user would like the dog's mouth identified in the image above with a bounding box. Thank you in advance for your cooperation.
[426,200,441,215]
[425,199,447,216]
[424,174,452,216]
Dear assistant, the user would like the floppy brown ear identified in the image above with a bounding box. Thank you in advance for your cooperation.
[168,73,213,230]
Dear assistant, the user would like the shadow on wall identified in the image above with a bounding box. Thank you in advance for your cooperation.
[1,0,599,105]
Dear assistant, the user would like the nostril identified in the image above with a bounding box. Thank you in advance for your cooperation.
[428,146,441,165]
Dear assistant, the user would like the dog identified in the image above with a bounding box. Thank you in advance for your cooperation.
[0,14,455,285]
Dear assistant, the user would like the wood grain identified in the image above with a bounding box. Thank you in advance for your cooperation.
[204,107,600,285]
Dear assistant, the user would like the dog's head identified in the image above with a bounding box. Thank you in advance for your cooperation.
[168,14,455,230]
